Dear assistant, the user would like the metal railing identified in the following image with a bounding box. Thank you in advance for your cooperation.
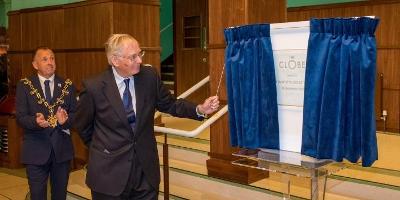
[154,76,228,137]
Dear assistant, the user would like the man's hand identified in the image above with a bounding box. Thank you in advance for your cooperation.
[197,96,220,115]
[56,106,68,125]
[36,113,49,128]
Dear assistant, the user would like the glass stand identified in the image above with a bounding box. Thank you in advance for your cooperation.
[232,149,345,200]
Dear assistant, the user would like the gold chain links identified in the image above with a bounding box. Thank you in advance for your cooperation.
[21,78,72,128]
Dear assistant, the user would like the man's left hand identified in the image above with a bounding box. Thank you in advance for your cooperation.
[197,96,220,115]
[56,106,68,125]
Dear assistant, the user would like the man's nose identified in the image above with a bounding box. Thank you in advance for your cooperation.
[136,56,142,63]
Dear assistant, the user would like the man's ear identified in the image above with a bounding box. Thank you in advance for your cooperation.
[111,55,119,67]
[32,61,38,70]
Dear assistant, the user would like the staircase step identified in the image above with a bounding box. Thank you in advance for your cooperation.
[156,134,209,152]
[158,144,208,175]
[163,81,175,91]
[161,64,174,73]
[161,72,175,81]
[159,167,284,200]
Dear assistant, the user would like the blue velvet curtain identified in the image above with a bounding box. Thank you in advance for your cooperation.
[224,24,279,149]
[302,18,380,167]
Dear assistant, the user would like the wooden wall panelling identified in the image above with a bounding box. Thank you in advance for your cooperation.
[370,3,400,47]
[208,49,226,101]
[54,52,67,79]
[113,2,160,47]
[7,12,21,52]
[247,0,287,23]
[378,50,400,90]
[64,2,113,49]
[113,1,161,71]
[6,117,23,168]
[208,0,246,46]
[174,0,209,103]
[65,52,108,91]
[176,50,209,103]
[380,91,400,132]
[0,116,23,168]
[21,54,35,78]
[21,9,65,50]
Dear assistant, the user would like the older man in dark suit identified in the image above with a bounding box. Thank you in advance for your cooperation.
[16,46,77,200]
[74,34,219,200]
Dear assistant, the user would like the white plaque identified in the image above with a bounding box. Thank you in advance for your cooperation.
[274,50,307,107]
[270,21,310,153]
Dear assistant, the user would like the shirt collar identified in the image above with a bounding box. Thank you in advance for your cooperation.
[112,66,134,85]
[38,74,55,84]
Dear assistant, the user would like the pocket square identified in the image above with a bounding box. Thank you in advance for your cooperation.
[103,149,110,154]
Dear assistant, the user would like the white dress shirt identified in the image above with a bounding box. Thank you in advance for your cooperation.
[112,67,136,113]
[37,74,55,99]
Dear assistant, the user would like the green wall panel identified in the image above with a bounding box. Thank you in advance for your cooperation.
[160,0,173,61]
[287,0,365,7]
[10,0,83,10]
[0,2,5,27]
[0,0,11,28]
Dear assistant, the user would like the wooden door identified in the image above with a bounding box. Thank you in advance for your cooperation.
[174,0,209,103]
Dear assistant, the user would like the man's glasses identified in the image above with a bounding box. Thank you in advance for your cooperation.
[115,50,145,62]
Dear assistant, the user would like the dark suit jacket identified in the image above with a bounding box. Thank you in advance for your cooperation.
[16,74,77,165]
[74,66,201,196]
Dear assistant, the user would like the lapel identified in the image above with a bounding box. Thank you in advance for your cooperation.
[31,75,46,101]
[133,67,145,134]
[30,75,49,114]
[102,68,133,132]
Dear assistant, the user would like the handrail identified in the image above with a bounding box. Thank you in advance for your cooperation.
[154,75,228,137]
[154,76,210,119]
[176,76,210,99]
[154,105,227,137]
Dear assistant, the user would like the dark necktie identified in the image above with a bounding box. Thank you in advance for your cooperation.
[123,79,136,129]
[44,80,52,103]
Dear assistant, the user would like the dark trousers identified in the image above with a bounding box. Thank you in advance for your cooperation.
[91,152,158,200]
[26,150,71,200]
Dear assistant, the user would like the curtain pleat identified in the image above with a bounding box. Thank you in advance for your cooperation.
[302,17,379,166]
[224,24,279,149]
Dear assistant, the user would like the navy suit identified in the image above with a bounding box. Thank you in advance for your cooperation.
[16,74,77,200]
[74,66,201,198]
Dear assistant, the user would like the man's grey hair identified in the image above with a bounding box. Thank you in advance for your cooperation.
[105,34,138,65]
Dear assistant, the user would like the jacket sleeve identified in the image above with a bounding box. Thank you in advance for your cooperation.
[153,67,202,120]
[73,81,95,147]
[15,80,43,131]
